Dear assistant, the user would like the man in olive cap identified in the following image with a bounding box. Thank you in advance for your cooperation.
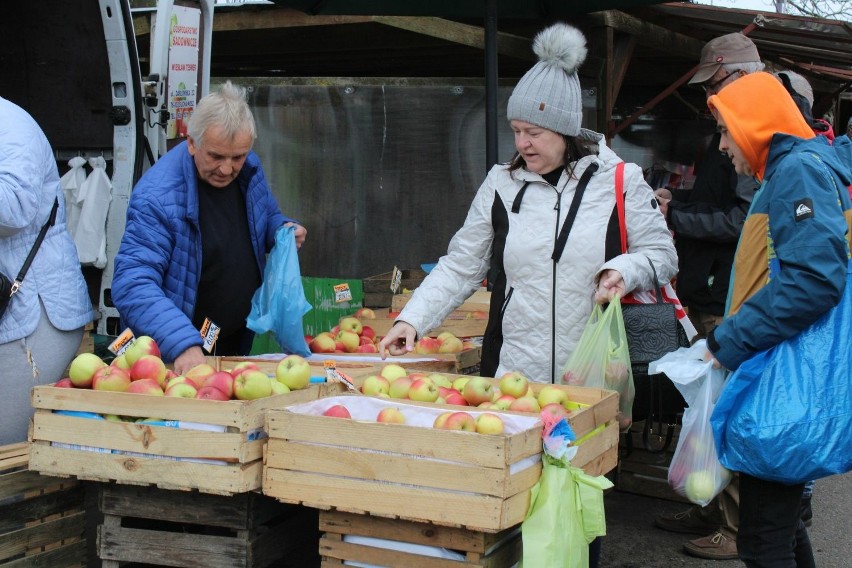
[653,32,764,561]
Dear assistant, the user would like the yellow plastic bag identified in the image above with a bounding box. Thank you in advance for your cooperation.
[520,455,613,568]
[560,298,635,429]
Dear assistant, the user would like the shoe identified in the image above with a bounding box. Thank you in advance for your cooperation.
[683,530,739,561]
[800,496,813,527]
[655,507,721,535]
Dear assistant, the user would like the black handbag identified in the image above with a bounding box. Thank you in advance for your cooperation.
[614,164,688,452]
[0,198,59,320]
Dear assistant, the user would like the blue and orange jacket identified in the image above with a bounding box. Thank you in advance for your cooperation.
[705,73,852,370]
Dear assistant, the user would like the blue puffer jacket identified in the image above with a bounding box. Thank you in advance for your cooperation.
[1,97,95,344]
[112,141,292,362]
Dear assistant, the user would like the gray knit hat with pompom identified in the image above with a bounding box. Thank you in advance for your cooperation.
[507,23,587,136]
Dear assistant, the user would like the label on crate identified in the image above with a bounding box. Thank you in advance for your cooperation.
[108,328,136,355]
[51,442,113,454]
[323,360,359,393]
[333,283,353,303]
[390,265,403,293]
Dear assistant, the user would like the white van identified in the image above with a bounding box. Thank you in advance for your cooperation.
[0,0,212,337]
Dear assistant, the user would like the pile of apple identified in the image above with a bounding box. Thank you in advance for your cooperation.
[59,336,315,402]
[358,365,582,421]
[307,308,381,354]
[321,402,506,435]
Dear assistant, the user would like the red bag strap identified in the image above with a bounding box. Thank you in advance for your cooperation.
[615,162,627,254]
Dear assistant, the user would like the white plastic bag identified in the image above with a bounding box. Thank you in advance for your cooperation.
[59,156,87,238]
[74,156,112,268]
[650,340,731,506]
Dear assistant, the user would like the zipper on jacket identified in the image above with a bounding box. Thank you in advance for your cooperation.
[500,287,514,320]
[550,186,564,384]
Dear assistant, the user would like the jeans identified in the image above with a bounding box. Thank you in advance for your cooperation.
[738,473,815,568]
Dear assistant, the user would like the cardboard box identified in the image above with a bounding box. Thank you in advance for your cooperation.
[263,382,618,532]
[28,380,343,496]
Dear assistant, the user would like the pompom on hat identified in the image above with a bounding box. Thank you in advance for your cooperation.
[507,23,587,136]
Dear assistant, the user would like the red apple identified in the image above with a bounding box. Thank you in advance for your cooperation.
[203,371,235,399]
[355,343,379,353]
[376,407,406,423]
[54,378,74,388]
[233,370,273,400]
[493,394,517,410]
[387,376,413,399]
[443,411,476,431]
[509,396,541,413]
[276,354,311,390]
[413,337,441,354]
[184,363,216,389]
[355,308,376,320]
[130,354,168,387]
[444,392,469,406]
[408,378,439,402]
[360,325,376,341]
[68,353,107,388]
[230,361,260,379]
[126,378,164,396]
[92,366,132,392]
[323,404,351,418]
[462,377,494,406]
[123,335,161,367]
[541,402,572,421]
[433,411,453,428]
[309,332,337,354]
[195,385,230,401]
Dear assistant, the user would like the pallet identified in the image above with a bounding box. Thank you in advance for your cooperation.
[615,420,688,503]
[96,484,318,568]
[28,381,344,495]
[319,510,520,568]
[263,382,619,532]
[0,443,87,567]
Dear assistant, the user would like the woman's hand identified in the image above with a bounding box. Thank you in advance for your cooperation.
[378,322,417,358]
[594,269,625,304]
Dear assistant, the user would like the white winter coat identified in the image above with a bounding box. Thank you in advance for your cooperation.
[397,130,677,383]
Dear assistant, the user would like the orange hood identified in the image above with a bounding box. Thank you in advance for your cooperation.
[707,72,814,181]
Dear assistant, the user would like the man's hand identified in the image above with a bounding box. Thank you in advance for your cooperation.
[285,222,307,249]
[173,346,207,376]
[594,269,625,304]
[654,188,672,218]
[378,322,417,358]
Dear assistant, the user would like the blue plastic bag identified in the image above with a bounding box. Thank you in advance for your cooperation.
[710,261,852,485]
[246,225,312,357]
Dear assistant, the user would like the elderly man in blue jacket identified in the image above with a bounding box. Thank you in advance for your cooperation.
[113,81,305,375]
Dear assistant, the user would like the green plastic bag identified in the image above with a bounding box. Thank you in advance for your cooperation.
[560,297,634,429]
[520,455,613,568]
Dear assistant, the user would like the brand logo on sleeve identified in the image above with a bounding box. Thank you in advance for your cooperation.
[794,199,814,221]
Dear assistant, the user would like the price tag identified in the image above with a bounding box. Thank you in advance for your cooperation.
[323,360,359,393]
[333,283,353,303]
[200,318,221,353]
[108,328,136,356]
[390,265,402,294]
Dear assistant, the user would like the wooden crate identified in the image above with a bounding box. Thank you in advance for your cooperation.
[263,383,619,532]
[615,420,687,503]
[391,288,491,315]
[367,309,489,339]
[97,484,318,568]
[28,380,343,496]
[362,269,428,308]
[319,510,520,568]
[0,443,87,567]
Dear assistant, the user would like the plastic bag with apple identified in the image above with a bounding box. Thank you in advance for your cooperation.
[246,225,312,356]
[559,298,634,431]
[651,341,732,506]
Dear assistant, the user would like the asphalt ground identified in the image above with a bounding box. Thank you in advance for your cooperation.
[599,471,851,567]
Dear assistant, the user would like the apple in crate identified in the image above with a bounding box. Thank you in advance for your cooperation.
[110,353,131,370]
[276,355,311,390]
[68,353,108,388]
[127,378,164,396]
[498,371,530,398]
[355,343,378,354]
[202,371,234,398]
[433,412,453,429]
[360,325,376,341]
[493,395,516,410]
[234,370,273,400]
[388,376,413,399]
[475,413,505,435]
[130,354,168,387]
[270,379,290,395]
[54,378,74,388]
[123,335,161,367]
[541,402,571,420]
[231,361,260,378]
[355,308,375,319]
[184,363,216,389]
[92,366,131,392]
[451,377,470,393]
[165,382,198,398]
[195,386,230,401]
[408,378,439,402]
[462,377,494,406]
[537,385,569,408]
[336,329,360,352]
[379,364,408,383]
[361,375,390,396]
[438,335,464,354]
[413,337,440,355]
[376,407,406,423]
[338,316,364,335]
[444,392,468,406]
[509,396,541,413]
[323,404,351,419]
[442,411,476,431]
[309,332,336,354]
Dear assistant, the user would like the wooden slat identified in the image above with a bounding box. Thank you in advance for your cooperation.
[98,525,248,568]
[29,445,261,496]
[1,539,86,568]
[0,511,85,562]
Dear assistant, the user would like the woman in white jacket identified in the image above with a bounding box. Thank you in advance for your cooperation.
[380,23,677,386]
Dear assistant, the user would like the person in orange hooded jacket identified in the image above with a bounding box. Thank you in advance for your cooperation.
[705,72,852,567]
